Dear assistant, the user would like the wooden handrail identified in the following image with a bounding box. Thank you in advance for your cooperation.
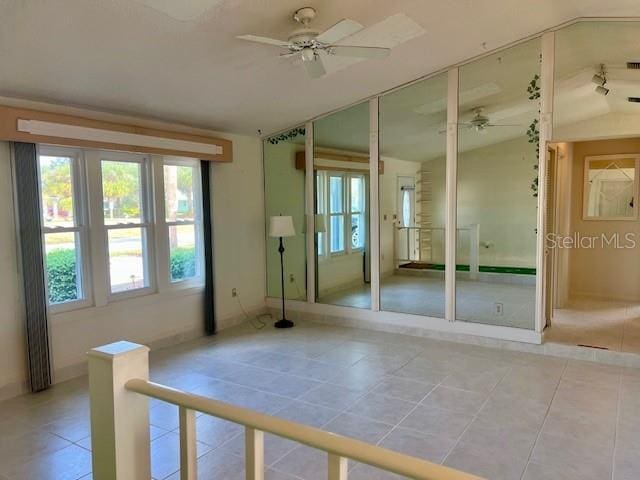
[125,378,483,480]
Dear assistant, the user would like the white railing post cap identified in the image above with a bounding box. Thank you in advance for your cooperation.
[88,341,149,360]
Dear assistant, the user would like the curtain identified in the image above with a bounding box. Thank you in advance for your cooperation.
[200,161,216,335]
[13,142,52,392]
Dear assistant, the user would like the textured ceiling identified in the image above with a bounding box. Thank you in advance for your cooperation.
[1,0,640,136]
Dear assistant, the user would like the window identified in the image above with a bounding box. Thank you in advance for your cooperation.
[100,154,152,295]
[39,148,89,307]
[350,175,365,249]
[329,174,345,253]
[317,171,367,256]
[163,161,203,283]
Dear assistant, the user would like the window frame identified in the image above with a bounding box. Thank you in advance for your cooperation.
[319,170,367,258]
[98,151,157,300]
[38,145,93,313]
[160,157,205,287]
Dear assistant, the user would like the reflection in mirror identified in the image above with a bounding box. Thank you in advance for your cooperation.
[554,22,640,140]
[264,127,307,301]
[379,73,447,318]
[456,38,540,329]
[313,102,371,309]
[584,155,637,219]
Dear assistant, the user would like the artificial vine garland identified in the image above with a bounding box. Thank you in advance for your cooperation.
[266,127,306,144]
[527,72,541,197]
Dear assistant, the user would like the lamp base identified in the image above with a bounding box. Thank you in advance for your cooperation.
[274,319,294,329]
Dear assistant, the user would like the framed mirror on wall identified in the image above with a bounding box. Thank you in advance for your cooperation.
[263,127,307,302]
[379,72,448,318]
[456,37,541,330]
[313,102,371,309]
[583,155,639,220]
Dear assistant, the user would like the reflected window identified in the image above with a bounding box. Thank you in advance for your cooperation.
[584,155,638,219]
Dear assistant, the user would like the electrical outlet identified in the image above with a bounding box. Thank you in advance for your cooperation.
[232,288,237,297]
[494,302,504,316]
[289,274,295,283]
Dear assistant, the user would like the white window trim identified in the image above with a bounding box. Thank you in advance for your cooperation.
[38,145,93,313]
[98,150,157,301]
[157,157,205,289]
[321,170,367,259]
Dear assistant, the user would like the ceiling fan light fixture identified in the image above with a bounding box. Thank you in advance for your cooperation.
[595,85,610,96]
[301,47,315,62]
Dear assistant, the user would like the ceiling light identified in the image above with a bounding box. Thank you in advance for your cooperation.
[595,85,610,96]
[591,74,606,86]
[301,47,315,62]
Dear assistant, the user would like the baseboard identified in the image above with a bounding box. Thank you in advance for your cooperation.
[267,297,542,345]
[0,378,29,402]
[216,304,269,331]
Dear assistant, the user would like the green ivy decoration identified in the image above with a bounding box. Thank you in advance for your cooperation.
[527,72,541,197]
[266,127,306,144]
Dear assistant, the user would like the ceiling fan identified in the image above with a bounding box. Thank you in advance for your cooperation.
[237,7,390,79]
[460,107,522,133]
[439,107,522,134]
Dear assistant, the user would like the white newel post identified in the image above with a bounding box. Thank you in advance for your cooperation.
[88,341,151,480]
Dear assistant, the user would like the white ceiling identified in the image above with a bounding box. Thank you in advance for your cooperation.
[1,0,640,135]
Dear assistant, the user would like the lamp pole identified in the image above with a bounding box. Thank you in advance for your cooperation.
[275,236,294,328]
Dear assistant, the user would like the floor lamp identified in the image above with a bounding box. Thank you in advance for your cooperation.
[269,215,295,328]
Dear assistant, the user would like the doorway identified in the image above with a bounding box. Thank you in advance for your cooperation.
[544,139,640,353]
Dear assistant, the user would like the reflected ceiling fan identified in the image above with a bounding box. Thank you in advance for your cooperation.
[237,7,390,79]
[438,107,523,134]
[460,107,522,133]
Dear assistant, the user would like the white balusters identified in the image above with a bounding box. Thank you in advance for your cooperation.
[179,406,197,480]
[328,454,348,479]
[245,427,265,480]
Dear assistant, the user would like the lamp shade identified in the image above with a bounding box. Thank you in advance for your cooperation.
[269,216,295,238]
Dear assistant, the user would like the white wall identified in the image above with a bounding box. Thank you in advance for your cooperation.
[0,130,266,399]
[567,137,640,301]
[430,136,538,268]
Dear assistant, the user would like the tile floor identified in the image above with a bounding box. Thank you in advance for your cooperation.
[546,296,640,354]
[1,320,640,479]
[319,274,535,329]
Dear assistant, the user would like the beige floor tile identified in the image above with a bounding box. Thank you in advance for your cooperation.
[445,443,528,480]
[370,376,435,402]
[346,392,417,425]
[421,385,487,415]
[1,444,91,480]
[399,404,474,440]
[150,432,211,480]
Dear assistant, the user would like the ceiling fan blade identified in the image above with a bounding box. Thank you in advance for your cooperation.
[303,57,326,79]
[316,19,363,44]
[236,34,289,47]
[329,45,390,59]
[486,123,523,127]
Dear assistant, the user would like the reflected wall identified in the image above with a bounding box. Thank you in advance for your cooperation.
[379,73,448,318]
[264,128,307,300]
[554,22,640,141]
[456,38,540,329]
[314,102,371,309]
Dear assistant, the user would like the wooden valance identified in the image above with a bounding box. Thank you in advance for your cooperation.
[295,151,384,174]
[0,105,232,161]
